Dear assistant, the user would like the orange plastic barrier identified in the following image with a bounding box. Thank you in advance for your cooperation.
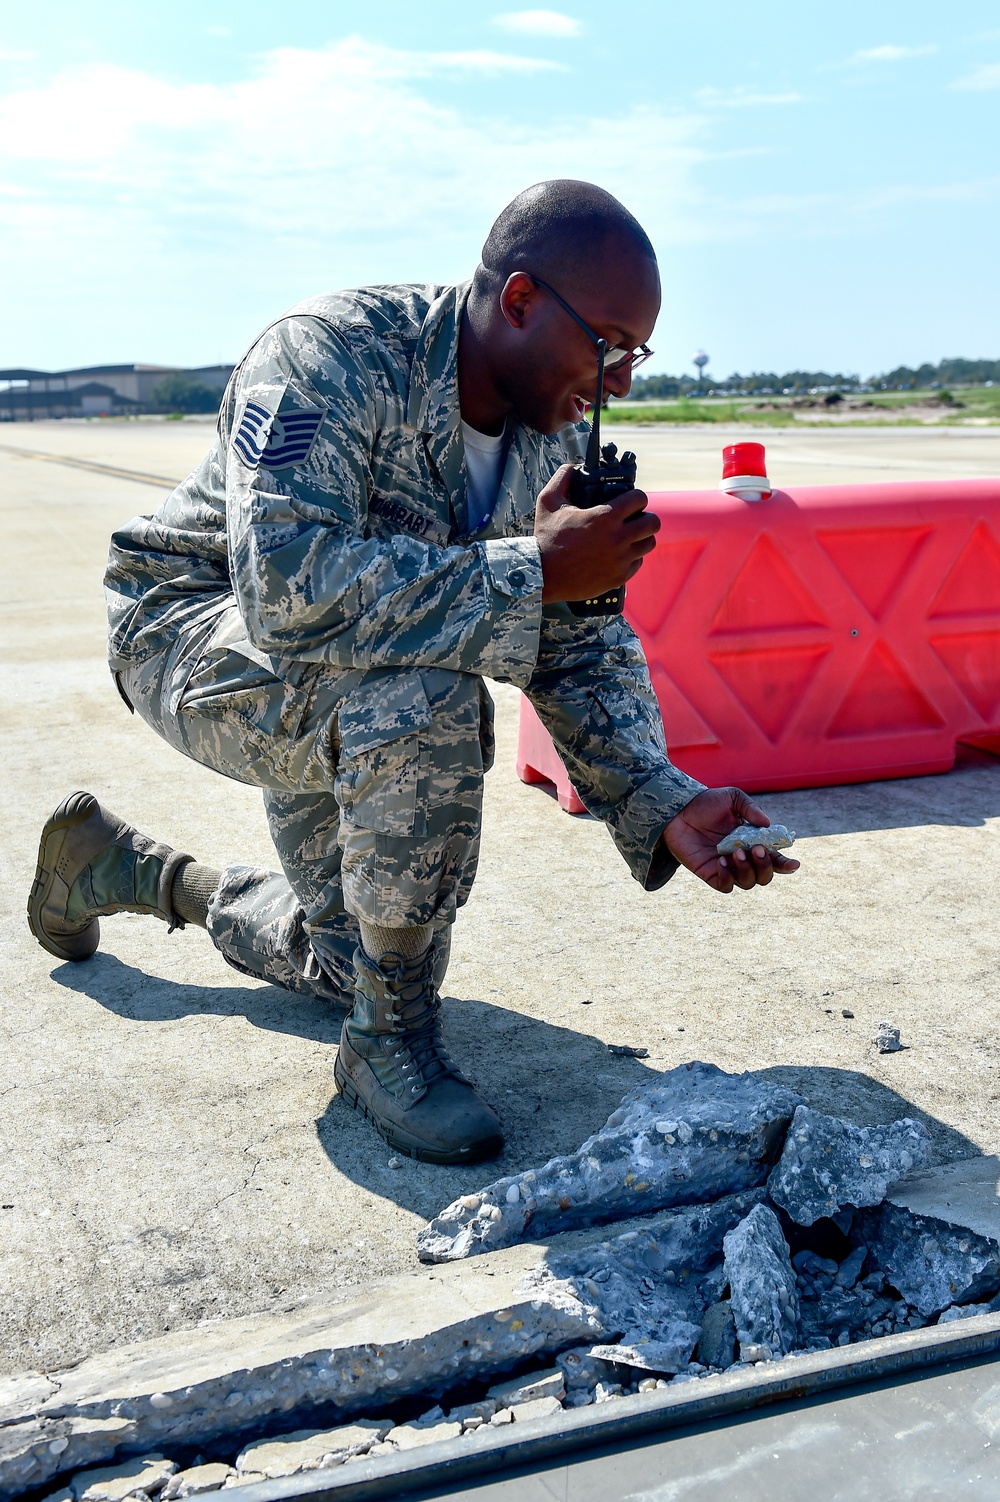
[517,475,1000,802]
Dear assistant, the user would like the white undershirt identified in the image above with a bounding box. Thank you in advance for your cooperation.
[461,419,507,533]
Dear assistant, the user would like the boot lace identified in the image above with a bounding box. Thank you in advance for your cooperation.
[378,949,468,1098]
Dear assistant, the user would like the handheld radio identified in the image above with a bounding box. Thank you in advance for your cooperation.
[567,339,638,618]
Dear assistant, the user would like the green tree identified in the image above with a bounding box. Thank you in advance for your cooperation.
[151,373,220,413]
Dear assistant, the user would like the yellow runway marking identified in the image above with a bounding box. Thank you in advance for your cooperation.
[0,442,181,489]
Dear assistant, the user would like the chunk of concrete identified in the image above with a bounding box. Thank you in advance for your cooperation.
[234,1420,391,1477]
[768,1106,930,1226]
[554,1348,619,1393]
[161,1465,231,1499]
[590,1315,703,1376]
[447,1399,496,1426]
[695,1301,737,1369]
[537,1191,764,1377]
[418,1063,801,1262]
[875,1023,902,1054]
[724,1203,799,1358]
[385,1421,462,1450]
[70,1455,177,1501]
[857,1157,1000,1317]
[509,1396,563,1423]
[716,824,794,855]
[835,1246,868,1288]
[487,1369,565,1406]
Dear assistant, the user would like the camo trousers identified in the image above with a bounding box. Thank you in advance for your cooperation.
[117,607,493,1004]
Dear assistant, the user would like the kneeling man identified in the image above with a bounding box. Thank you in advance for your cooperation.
[29,180,797,1165]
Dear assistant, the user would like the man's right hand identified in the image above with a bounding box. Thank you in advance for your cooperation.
[533,463,660,604]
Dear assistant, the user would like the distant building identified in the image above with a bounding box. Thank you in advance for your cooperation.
[0,363,235,420]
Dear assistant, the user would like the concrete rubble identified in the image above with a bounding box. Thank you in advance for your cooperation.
[694,1302,737,1369]
[162,1465,232,1498]
[857,1156,1000,1317]
[532,1190,763,1376]
[64,1455,178,1502]
[233,1420,391,1478]
[768,1105,930,1225]
[8,1074,1000,1502]
[0,1248,596,1501]
[724,1204,800,1358]
[417,1063,802,1262]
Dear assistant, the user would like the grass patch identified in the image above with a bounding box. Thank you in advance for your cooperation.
[606,399,792,426]
[605,385,1000,427]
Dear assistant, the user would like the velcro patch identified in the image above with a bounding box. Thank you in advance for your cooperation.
[234,401,326,471]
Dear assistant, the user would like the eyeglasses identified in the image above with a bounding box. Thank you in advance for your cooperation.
[526,274,654,370]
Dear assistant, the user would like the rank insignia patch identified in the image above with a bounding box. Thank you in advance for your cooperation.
[234,401,326,470]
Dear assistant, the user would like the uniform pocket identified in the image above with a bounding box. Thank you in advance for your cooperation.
[335,670,433,836]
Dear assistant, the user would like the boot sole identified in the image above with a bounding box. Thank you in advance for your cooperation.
[333,1051,503,1166]
[27,791,101,963]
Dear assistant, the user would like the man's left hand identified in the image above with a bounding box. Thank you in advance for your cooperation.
[663,787,800,893]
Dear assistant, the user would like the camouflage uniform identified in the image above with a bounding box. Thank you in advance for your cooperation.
[105,283,705,1006]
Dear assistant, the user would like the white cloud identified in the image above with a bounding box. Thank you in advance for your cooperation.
[4,31,987,367]
[696,86,806,108]
[847,44,937,64]
[951,62,1000,90]
[492,10,582,38]
[0,39,704,325]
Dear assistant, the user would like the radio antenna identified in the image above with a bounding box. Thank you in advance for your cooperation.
[585,338,607,471]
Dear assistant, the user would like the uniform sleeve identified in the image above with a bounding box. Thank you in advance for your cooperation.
[524,608,706,889]
[224,317,543,684]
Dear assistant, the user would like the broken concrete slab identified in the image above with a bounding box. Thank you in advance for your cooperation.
[69,1454,177,1501]
[857,1157,1000,1317]
[0,1189,768,1500]
[724,1204,799,1358]
[233,1420,390,1478]
[417,1063,801,1262]
[385,1421,463,1450]
[161,1464,231,1498]
[768,1105,929,1226]
[534,1191,765,1377]
[508,1396,563,1423]
[0,1242,597,1502]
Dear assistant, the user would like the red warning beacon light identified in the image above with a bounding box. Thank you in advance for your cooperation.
[720,441,772,502]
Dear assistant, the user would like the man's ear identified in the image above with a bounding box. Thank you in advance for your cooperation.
[499,272,538,331]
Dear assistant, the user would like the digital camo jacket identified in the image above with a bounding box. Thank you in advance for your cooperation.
[105,282,705,889]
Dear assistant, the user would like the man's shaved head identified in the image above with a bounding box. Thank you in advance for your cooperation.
[460,180,661,436]
[478,179,656,294]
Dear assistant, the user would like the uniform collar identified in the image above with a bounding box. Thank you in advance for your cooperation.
[405,282,469,510]
[405,279,577,535]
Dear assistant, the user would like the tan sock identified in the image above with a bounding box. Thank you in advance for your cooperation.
[359,920,432,963]
[171,861,222,928]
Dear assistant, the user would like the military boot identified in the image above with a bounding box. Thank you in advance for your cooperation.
[28,791,194,962]
[334,945,503,1165]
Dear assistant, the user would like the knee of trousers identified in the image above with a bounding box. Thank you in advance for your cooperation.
[335,668,486,926]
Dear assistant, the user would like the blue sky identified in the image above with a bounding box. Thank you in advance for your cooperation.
[1,1,997,378]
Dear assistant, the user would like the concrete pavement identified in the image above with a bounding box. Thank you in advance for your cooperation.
[2,420,1000,1379]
